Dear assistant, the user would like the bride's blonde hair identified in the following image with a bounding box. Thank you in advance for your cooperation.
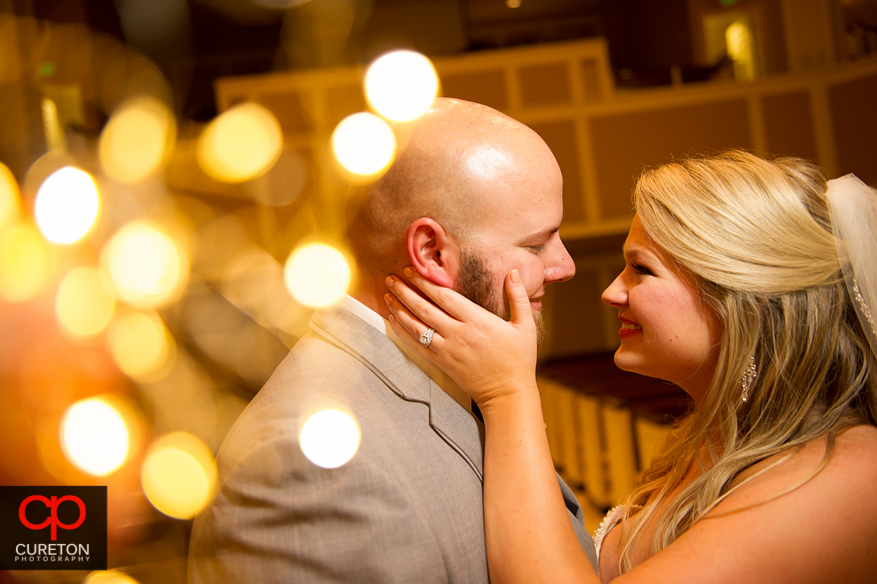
[615,150,877,572]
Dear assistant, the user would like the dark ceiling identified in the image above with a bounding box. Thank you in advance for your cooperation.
[15,0,701,119]
[15,0,877,120]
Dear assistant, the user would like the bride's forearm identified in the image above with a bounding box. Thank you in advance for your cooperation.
[479,384,600,584]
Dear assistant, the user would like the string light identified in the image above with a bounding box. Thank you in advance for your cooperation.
[331,112,396,177]
[84,571,140,584]
[101,220,188,309]
[34,167,100,245]
[107,310,176,382]
[0,222,52,302]
[284,243,351,307]
[60,397,130,476]
[365,50,439,122]
[141,432,216,520]
[55,267,117,339]
[99,96,175,184]
[0,162,21,233]
[197,103,283,183]
[300,409,361,469]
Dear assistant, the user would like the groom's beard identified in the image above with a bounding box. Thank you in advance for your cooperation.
[456,249,546,348]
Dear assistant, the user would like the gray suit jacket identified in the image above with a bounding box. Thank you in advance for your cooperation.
[189,304,597,583]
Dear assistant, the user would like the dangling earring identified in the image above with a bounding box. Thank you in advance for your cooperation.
[741,356,757,403]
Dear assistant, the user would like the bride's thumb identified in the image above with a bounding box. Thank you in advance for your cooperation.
[505,270,535,328]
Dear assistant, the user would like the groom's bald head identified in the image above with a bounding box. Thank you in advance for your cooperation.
[348,99,555,271]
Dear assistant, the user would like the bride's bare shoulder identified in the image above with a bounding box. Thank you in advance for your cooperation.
[612,427,877,583]
[735,424,877,492]
[715,423,877,539]
[687,425,877,583]
[834,423,877,449]
[823,424,877,478]
[726,424,877,490]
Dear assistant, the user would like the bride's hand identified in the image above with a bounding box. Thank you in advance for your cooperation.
[384,267,539,408]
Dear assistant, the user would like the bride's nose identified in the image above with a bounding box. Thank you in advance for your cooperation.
[601,272,627,308]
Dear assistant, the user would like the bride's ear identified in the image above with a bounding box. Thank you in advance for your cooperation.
[406,218,461,288]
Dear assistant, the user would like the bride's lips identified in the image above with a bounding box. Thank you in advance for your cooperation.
[618,317,642,338]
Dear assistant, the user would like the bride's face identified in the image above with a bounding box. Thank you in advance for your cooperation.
[601,216,722,401]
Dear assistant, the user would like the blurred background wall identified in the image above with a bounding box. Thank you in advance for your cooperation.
[1,0,877,582]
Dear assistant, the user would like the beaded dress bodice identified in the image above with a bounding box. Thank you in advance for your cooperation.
[593,505,643,562]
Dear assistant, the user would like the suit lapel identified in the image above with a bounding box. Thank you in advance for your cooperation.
[427,380,484,479]
[310,305,484,481]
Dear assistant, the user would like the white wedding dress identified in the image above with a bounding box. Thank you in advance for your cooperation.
[593,505,642,561]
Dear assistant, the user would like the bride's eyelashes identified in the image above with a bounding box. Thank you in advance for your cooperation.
[632,263,654,276]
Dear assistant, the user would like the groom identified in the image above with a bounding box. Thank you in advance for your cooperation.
[188,98,597,583]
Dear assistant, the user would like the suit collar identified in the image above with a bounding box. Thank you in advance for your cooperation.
[335,294,473,411]
[310,304,484,480]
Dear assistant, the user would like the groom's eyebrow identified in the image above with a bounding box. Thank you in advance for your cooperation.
[517,227,560,245]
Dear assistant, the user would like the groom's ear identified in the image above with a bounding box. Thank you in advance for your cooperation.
[406,218,460,288]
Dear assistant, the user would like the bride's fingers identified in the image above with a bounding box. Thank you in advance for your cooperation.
[384,274,459,331]
[383,290,430,339]
[385,299,443,355]
[399,267,478,322]
[505,269,536,330]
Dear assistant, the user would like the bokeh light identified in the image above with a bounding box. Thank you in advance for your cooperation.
[107,310,176,382]
[365,50,439,122]
[197,102,283,183]
[0,162,21,233]
[101,220,189,309]
[331,112,396,177]
[60,397,130,476]
[0,222,52,302]
[55,267,117,339]
[141,431,216,520]
[283,242,351,307]
[99,96,175,184]
[34,166,101,244]
[84,570,140,584]
[221,248,312,336]
[300,409,361,469]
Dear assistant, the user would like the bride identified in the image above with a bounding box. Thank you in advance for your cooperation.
[382,150,877,583]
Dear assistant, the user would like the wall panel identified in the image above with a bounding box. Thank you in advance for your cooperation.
[589,100,751,220]
[762,91,817,160]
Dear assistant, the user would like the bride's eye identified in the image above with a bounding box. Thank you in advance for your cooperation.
[632,263,653,276]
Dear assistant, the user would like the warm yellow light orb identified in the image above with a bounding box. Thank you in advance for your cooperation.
[365,50,439,122]
[197,103,283,183]
[0,222,51,302]
[300,409,361,469]
[101,221,188,309]
[0,162,21,233]
[84,570,140,584]
[331,113,396,177]
[141,432,216,520]
[55,267,117,339]
[34,166,100,244]
[99,96,175,184]
[283,243,351,307]
[107,310,175,382]
[60,397,130,476]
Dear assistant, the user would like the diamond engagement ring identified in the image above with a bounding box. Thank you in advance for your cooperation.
[419,327,436,348]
